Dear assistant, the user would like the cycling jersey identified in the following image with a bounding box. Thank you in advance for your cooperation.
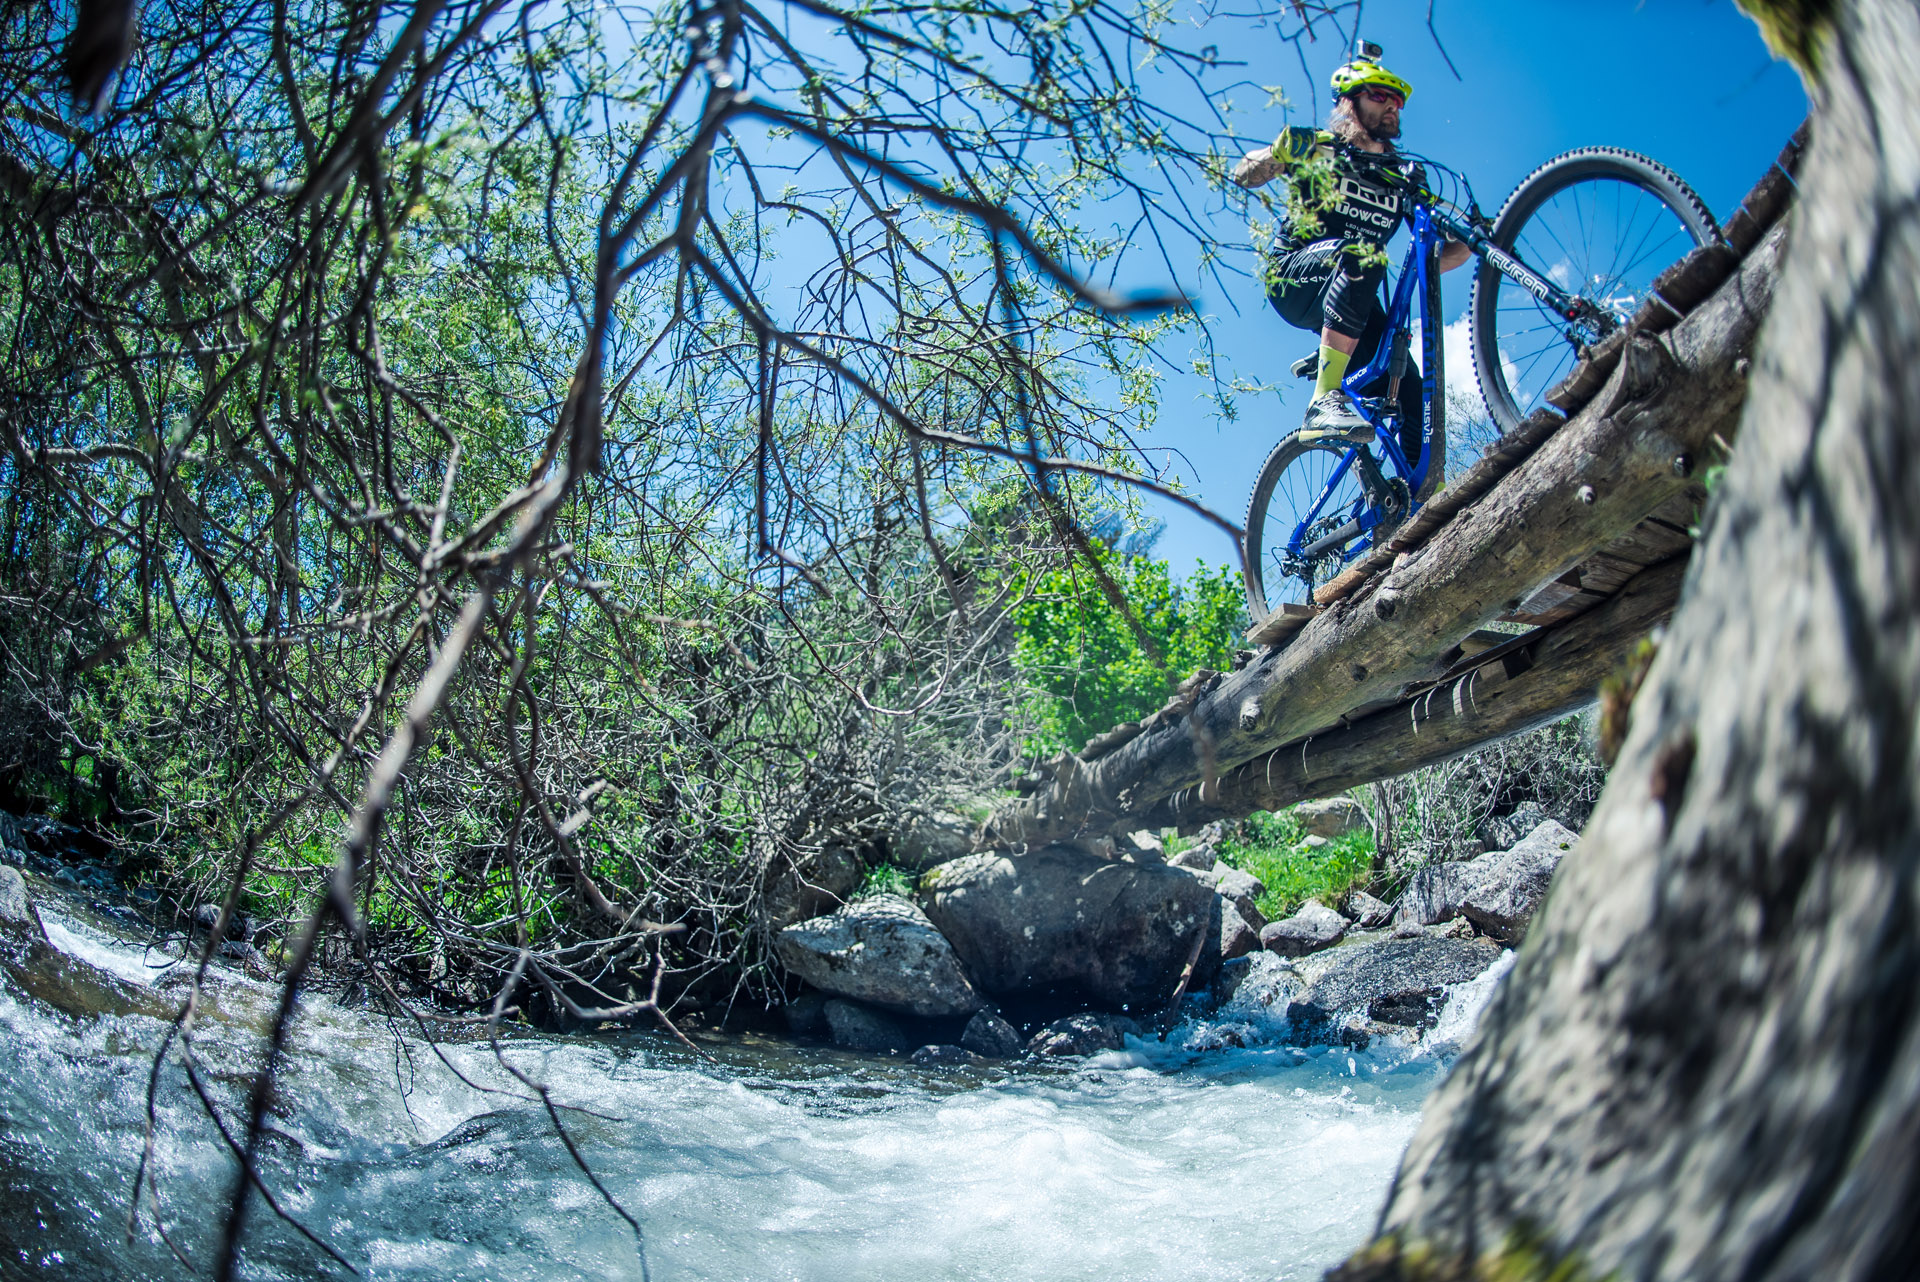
[1269,127,1416,252]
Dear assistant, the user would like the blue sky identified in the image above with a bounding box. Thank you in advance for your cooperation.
[1137,0,1807,573]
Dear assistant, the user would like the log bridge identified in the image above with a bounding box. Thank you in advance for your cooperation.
[987,126,1808,850]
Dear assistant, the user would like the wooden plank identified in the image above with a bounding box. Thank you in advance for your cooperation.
[1596,516,1696,567]
[1458,628,1519,656]
[1502,588,1612,628]
[1245,602,1316,647]
[1570,549,1646,597]
[1513,568,1586,617]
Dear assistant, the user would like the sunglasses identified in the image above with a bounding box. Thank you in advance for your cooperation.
[1361,88,1403,108]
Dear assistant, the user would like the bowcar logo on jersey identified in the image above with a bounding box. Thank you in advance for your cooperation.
[1336,175,1399,232]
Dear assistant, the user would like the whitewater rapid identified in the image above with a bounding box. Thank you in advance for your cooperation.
[0,903,1511,1281]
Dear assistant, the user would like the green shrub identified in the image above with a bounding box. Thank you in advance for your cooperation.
[1012,550,1246,756]
[855,862,914,900]
[1217,809,1376,920]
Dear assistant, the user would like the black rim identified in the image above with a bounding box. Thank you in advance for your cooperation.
[1248,441,1369,611]
[1485,175,1703,423]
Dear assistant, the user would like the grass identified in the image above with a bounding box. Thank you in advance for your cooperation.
[1215,808,1378,921]
[854,861,915,900]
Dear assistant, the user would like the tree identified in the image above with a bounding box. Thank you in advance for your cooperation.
[1336,3,1920,1278]
[1013,549,1245,755]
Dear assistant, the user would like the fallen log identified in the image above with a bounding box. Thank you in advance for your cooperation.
[1130,557,1687,833]
[985,221,1784,849]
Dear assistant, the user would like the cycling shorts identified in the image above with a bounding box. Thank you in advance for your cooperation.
[1265,237,1385,340]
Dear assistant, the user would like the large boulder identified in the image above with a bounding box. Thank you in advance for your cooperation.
[1296,796,1368,839]
[888,811,976,873]
[1458,820,1578,942]
[823,998,915,1054]
[918,845,1221,1011]
[1285,936,1503,1044]
[774,894,982,1018]
[761,845,864,931]
[1392,819,1578,943]
[1260,901,1350,957]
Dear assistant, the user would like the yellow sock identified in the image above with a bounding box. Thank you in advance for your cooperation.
[1313,344,1350,397]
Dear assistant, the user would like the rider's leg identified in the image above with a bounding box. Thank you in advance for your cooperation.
[1311,327,1360,398]
[1300,247,1386,440]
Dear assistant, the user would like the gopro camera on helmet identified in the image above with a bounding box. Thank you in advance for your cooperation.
[1356,39,1383,61]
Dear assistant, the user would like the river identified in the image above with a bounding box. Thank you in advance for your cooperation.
[0,898,1512,1281]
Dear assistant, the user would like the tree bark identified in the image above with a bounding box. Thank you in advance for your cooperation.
[1349,5,1920,1278]
[1132,557,1686,834]
[987,226,1781,850]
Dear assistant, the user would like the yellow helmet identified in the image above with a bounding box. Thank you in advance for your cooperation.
[1330,51,1412,105]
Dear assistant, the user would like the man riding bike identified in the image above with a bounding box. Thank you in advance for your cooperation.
[1231,46,1470,449]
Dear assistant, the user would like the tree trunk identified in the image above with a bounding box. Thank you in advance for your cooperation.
[1344,5,1920,1279]
[1131,557,1685,834]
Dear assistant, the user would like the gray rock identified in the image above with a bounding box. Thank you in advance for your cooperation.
[911,1043,990,1068]
[1217,897,1262,961]
[1122,830,1165,859]
[774,894,981,1018]
[192,903,254,942]
[960,1009,1024,1059]
[823,999,914,1054]
[760,845,864,931]
[1168,844,1215,871]
[918,846,1220,1011]
[1482,800,1549,852]
[0,813,24,865]
[1285,936,1503,1044]
[782,991,827,1038]
[1208,861,1266,904]
[1433,916,1477,940]
[0,865,31,927]
[1260,901,1350,957]
[1189,861,1266,932]
[1027,1011,1145,1057]
[889,811,977,873]
[1458,820,1578,942]
[1211,955,1254,1006]
[1392,819,1578,943]
[1296,796,1368,838]
[1345,889,1393,928]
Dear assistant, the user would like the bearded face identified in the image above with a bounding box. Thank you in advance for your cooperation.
[1354,92,1402,141]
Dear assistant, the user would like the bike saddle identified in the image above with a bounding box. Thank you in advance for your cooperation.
[1290,352,1317,380]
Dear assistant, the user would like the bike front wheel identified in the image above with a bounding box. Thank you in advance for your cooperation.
[1470,147,1717,434]
[1243,431,1383,618]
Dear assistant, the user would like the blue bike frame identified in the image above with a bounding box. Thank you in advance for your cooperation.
[1284,197,1506,567]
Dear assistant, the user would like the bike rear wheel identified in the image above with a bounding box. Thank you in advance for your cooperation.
[1470,147,1717,435]
[1243,431,1388,618]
